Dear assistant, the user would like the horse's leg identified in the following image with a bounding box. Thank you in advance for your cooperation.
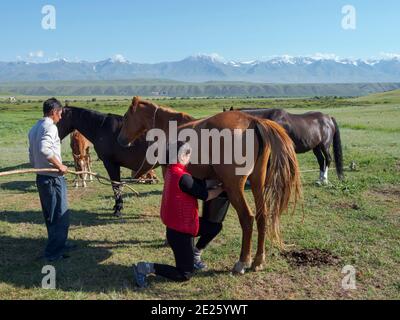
[73,158,79,188]
[313,146,326,184]
[82,159,88,188]
[103,160,123,217]
[82,153,91,187]
[320,144,332,184]
[223,176,254,274]
[87,148,93,182]
[88,156,94,181]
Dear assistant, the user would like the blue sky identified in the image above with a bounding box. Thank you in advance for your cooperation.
[0,0,399,62]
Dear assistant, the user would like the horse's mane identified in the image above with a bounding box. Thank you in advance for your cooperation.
[66,105,123,120]
[135,97,195,121]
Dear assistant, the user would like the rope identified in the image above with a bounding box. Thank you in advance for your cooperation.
[300,169,321,173]
[300,165,338,174]
[0,168,139,196]
[122,178,159,184]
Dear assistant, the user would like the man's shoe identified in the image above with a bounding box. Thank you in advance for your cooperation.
[132,264,148,288]
[137,262,155,274]
[64,242,78,252]
[47,254,70,262]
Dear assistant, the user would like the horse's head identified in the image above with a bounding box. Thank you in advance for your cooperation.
[57,107,73,140]
[117,96,153,147]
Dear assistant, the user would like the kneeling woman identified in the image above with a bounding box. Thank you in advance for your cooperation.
[132,142,224,287]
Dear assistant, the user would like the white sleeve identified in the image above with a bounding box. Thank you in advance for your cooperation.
[28,133,34,166]
[40,127,56,159]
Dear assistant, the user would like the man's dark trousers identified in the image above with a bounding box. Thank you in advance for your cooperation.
[36,174,70,261]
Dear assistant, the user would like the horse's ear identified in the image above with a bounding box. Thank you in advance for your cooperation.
[131,96,141,111]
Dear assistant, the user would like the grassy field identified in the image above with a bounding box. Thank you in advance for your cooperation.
[2,80,400,97]
[0,94,399,300]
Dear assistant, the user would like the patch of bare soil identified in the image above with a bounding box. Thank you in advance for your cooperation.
[368,185,400,203]
[331,202,361,211]
[282,249,341,267]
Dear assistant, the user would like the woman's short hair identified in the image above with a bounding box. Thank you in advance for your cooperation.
[166,141,192,164]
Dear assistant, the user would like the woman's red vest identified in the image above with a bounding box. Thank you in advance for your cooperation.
[160,163,199,236]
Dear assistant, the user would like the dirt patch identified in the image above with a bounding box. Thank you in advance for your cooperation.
[282,249,341,267]
[368,185,400,203]
[331,202,361,211]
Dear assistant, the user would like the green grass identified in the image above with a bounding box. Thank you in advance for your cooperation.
[355,89,400,104]
[1,80,400,97]
[0,95,399,300]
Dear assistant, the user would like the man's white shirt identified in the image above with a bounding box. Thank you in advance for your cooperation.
[28,117,62,177]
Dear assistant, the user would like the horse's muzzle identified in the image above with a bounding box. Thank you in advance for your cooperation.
[117,135,131,148]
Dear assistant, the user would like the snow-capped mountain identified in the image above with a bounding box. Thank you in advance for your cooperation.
[1,54,400,83]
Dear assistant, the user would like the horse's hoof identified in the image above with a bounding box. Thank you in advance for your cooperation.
[251,256,265,271]
[251,262,265,272]
[232,261,250,275]
[316,179,329,186]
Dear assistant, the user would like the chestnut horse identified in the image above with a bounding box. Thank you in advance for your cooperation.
[117,97,302,273]
[70,130,93,188]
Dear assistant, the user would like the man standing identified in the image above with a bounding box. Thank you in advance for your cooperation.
[28,98,73,262]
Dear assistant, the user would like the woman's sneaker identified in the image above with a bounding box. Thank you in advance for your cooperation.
[194,259,207,270]
[132,264,148,288]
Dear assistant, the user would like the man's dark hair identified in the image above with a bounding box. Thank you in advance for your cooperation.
[43,98,63,115]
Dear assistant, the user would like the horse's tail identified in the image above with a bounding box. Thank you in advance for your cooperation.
[255,119,302,248]
[332,117,344,180]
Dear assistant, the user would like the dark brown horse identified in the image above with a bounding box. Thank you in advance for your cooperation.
[57,106,194,217]
[117,97,302,274]
[224,107,344,184]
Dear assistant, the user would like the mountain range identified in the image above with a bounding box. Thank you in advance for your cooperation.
[1,54,400,83]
